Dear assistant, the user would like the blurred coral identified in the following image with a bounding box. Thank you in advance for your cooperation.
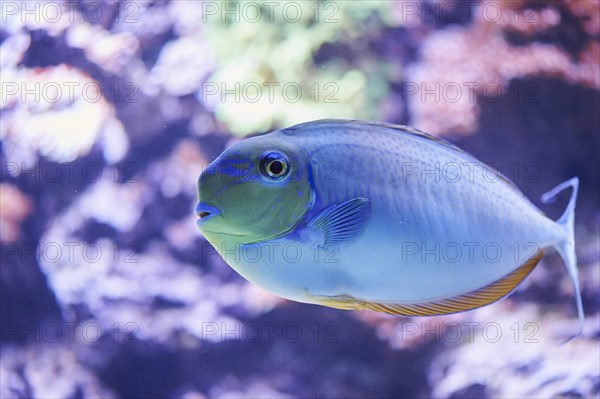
[402,0,600,135]
[429,307,600,399]
[195,1,395,135]
[1,65,128,164]
[0,344,115,398]
[0,184,32,242]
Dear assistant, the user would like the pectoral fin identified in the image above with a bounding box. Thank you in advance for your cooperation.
[307,197,370,247]
[310,250,544,316]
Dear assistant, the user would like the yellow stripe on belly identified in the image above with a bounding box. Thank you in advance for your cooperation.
[309,250,544,316]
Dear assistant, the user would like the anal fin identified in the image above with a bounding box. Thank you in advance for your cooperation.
[311,250,544,316]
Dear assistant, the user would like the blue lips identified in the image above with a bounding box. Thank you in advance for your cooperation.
[195,202,221,227]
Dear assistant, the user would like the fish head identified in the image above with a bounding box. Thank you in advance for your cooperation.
[196,135,314,244]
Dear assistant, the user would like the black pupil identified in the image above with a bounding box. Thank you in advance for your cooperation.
[269,160,284,175]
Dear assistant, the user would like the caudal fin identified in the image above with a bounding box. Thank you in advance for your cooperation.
[541,177,583,341]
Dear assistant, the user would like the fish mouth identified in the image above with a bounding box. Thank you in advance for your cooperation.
[195,202,221,227]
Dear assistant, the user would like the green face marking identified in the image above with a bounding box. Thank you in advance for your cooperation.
[196,137,314,245]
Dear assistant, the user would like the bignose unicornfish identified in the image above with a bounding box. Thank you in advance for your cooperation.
[196,120,583,338]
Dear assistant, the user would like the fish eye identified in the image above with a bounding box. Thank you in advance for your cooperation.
[260,152,290,180]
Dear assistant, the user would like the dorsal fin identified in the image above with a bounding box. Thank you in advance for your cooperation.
[281,119,523,194]
[349,120,468,154]
[310,250,544,316]
[281,119,465,152]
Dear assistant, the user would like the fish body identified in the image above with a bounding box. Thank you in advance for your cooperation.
[196,120,582,332]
